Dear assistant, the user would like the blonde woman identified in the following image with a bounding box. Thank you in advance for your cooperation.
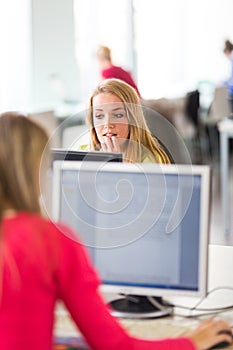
[0,112,232,350]
[82,78,171,163]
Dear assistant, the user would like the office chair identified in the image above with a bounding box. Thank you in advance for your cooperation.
[62,124,90,149]
[28,110,61,148]
[142,105,192,165]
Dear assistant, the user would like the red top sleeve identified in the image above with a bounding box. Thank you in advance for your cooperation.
[55,223,196,350]
[0,213,196,350]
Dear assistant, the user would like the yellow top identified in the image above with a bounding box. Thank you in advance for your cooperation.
[78,144,90,151]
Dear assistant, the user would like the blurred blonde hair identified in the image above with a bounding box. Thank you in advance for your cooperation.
[86,78,170,163]
[96,45,112,62]
[0,112,49,224]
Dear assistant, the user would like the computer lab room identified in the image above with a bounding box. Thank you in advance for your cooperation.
[0,1,233,349]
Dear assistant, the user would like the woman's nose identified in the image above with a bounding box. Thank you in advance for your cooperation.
[103,114,114,127]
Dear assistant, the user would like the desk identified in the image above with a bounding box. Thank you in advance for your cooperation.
[54,305,233,349]
[54,245,233,349]
[218,119,233,236]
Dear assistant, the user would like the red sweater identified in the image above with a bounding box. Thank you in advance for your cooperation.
[101,65,141,97]
[0,212,195,350]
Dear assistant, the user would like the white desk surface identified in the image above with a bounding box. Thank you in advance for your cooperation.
[54,245,233,343]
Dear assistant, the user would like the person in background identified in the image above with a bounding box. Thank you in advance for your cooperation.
[0,111,232,350]
[223,39,233,112]
[80,78,170,163]
[96,45,141,97]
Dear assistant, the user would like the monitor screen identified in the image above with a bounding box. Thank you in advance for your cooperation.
[51,148,123,163]
[52,162,211,318]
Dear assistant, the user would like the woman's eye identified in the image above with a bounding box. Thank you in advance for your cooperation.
[113,113,124,119]
[95,114,104,119]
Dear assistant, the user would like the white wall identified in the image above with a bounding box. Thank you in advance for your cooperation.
[1,0,233,110]
[74,0,233,100]
[74,0,136,101]
[134,0,233,98]
[0,0,31,111]
[0,0,80,112]
[31,0,80,110]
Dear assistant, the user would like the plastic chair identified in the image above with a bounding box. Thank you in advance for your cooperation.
[28,110,61,148]
[62,124,90,149]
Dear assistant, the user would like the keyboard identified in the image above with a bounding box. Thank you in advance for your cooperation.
[54,336,88,349]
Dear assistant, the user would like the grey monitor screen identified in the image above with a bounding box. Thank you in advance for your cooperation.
[52,162,210,317]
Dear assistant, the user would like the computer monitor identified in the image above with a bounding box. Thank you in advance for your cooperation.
[52,162,211,318]
[51,148,123,163]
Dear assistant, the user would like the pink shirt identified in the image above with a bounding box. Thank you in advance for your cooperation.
[0,212,195,350]
[101,65,141,97]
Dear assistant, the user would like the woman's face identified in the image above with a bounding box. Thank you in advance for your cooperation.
[92,93,129,151]
[224,51,232,60]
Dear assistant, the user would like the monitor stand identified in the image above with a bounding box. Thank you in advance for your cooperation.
[109,295,173,319]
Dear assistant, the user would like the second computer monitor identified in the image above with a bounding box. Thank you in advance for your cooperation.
[52,162,211,318]
[51,148,123,163]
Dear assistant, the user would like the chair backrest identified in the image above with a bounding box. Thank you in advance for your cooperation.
[62,124,90,149]
[142,106,192,164]
[28,110,61,148]
[185,90,200,127]
[208,86,232,123]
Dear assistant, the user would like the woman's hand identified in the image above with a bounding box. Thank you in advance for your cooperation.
[101,136,121,153]
[187,318,233,350]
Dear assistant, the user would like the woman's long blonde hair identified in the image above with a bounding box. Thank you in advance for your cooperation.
[0,112,49,224]
[86,78,170,163]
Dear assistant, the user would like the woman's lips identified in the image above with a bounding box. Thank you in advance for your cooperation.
[103,132,117,137]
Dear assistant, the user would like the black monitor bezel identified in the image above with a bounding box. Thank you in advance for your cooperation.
[51,148,123,163]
